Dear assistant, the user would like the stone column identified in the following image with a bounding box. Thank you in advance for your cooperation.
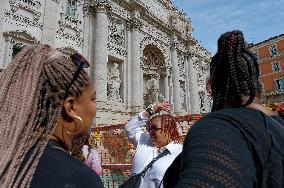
[41,0,61,45]
[93,1,111,102]
[170,37,182,114]
[184,55,191,113]
[3,38,13,68]
[126,27,132,107]
[129,11,143,110]
[187,53,200,114]
[164,75,169,100]
[0,0,9,65]
[82,4,94,76]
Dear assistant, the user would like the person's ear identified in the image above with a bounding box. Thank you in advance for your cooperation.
[62,96,78,120]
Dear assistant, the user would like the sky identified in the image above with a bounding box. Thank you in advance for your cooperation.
[171,0,284,54]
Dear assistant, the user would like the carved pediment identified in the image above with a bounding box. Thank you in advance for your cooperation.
[3,30,39,44]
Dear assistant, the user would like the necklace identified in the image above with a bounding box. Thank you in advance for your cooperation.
[50,146,72,155]
[48,139,72,155]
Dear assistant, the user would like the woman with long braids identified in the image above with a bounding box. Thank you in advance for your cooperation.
[0,44,104,188]
[176,30,284,187]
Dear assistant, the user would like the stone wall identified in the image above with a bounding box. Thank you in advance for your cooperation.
[0,0,212,124]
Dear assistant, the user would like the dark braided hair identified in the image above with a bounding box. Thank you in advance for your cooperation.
[210,30,261,111]
[0,44,91,187]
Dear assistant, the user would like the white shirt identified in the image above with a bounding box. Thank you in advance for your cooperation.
[124,112,182,188]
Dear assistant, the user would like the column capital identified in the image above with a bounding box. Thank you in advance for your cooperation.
[126,18,142,31]
[83,1,111,16]
[166,66,173,77]
[170,41,178,51]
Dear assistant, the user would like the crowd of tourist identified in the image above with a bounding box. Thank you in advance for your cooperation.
[0,30,283,188]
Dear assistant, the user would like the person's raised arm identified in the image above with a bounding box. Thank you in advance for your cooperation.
[124,102,171,147]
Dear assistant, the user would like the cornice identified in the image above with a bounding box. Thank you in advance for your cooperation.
[3,30,40,44]
[111,0,194,44]
[248,34,284,50]
[95,0,112,13]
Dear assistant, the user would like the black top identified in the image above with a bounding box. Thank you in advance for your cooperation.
[162,153,181,188]
[175,108,284,188]
[31,140,104,188]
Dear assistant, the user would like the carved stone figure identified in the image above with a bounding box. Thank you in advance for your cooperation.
[146,77,159,105]
[180,84,185,109]
[206,95,213,111]
[158,93,166,103]
[107,63,122,102]
[109,20,125,46]
[199,91,205,112]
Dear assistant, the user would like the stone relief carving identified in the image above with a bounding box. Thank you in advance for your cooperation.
[180,83,186,110]
[158,93,166,102]
[142,46,166,76]
[9,0,42,20]
[170,14,178,28]
[56,29,83,47]
[94,0,112,13]
[170,40,178,51]
[107,43,127,57]
[199,91,206,113]
[186,19,193,37]
[4,11,43,29]
[189,46,210,89]
[178,52,186,79]
[109,1,129,20]
[145,76,160,106]
[109,19,125,46]
[126,17,142,31]
[140,36,169,63]
[197,72,204,87]
[107,63,122,102]
[58,13,82,35]
[206,94,213,111]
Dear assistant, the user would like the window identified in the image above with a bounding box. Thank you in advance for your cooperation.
[269,44,278,57]
[12,44,24,58]
[275,79,284,91]
[66,0,77,17]
[253,51,258,61]
[272,61,281,72]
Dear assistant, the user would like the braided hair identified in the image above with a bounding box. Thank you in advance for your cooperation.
[149,114,180,143]
[0,44,90,187]
[210,30,261,111]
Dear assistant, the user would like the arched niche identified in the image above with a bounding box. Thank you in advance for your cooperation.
[142,44,168,108]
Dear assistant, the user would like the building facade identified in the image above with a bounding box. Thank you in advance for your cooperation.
[0,0,211,124]
[248,34,284,104]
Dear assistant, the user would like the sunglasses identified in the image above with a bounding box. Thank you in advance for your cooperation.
[63,53,90,99]
[146,122,162,132]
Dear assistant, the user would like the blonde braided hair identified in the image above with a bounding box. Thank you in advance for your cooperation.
[0,44,91,187]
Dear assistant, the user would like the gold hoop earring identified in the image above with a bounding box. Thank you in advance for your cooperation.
[66,115,84,135]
